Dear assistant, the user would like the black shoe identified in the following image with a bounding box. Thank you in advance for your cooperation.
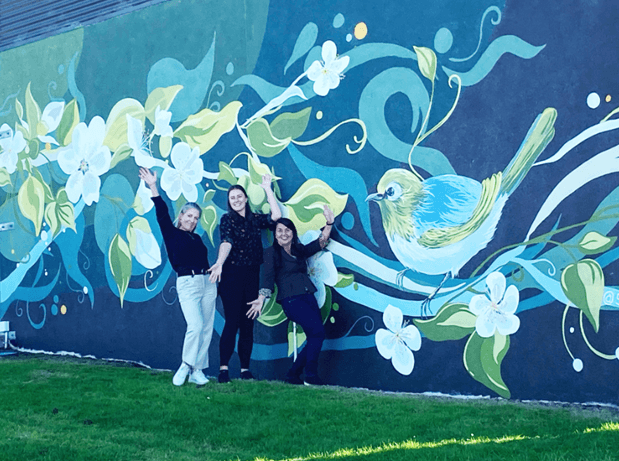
[240,370,255,380]
[284,374,304,385]
[218,369,230,383]
[284,370,303,384]
[303,375,324,386]
[285,367,303,385]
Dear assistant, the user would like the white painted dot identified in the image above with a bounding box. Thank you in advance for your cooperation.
[572,358,584,372]
[83,287,88,295]
[346,34,352,42]
[569,327,574,333]
[16,263,19,268]
[41,230,48,241]
[615,347,619,360]
[587,92,600,109]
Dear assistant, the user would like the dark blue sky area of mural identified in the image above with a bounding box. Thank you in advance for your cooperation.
[241,0,619,278]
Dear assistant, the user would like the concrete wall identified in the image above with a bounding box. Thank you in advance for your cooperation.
[1,0,618,403]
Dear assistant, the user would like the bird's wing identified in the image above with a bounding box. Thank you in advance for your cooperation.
[414,175,482,236]
[418,173,502,249]
[500,107,557,196]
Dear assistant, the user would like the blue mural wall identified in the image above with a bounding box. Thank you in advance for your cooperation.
[1,0,619,404]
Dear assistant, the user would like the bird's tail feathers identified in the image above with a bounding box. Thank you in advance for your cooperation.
[500,107,557,196]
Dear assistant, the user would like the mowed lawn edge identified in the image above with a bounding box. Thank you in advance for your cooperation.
[1,355,619,461]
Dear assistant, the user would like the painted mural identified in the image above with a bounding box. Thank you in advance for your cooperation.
[1,0,618,403]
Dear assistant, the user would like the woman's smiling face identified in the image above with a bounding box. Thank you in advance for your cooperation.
[275,222,293,247]
[228,189,247,214]
[178,208,200,232]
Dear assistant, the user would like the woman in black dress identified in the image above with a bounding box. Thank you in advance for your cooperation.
[208,175,281,382]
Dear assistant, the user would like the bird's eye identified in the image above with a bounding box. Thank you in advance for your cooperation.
[385,182,403,201]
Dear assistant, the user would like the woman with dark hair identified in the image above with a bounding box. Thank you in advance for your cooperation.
[208,175,281,383]
[247,205,334,385]
[138,167,216,387]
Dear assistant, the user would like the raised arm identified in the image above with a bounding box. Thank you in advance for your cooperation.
[139,168,159,197]
[260,174,282,222]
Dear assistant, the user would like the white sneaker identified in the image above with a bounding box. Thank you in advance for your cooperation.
[188,369,209,385]
[173,363,191,386]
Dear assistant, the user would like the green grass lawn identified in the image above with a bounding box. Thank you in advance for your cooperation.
[1,355,618,461]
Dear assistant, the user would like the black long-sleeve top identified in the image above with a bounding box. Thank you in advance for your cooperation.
[219,211,273,267]
[152,196,210,275]
[260,239,323,302]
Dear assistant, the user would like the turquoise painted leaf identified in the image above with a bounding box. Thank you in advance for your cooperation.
[284,22,318,74]
[147,32,216,123]
[0,197,37,262]
[94,174,135,255]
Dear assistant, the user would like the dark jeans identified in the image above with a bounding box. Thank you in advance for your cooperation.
[218,264,259,369]
[282,293,325,378]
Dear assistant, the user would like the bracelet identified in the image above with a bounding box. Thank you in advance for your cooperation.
[326,221,334,226]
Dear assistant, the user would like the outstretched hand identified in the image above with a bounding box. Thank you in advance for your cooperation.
[138,168,157,187]
[247,298,264,320]
[323,205,334,225]
[207,263,222,283]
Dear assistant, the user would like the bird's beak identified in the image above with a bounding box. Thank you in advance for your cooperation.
[365,192,384,202]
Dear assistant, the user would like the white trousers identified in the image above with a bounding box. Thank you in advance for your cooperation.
[176,274,217,370]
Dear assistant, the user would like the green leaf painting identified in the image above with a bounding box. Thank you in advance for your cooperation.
[31,167,54,202]
[0,167,11,187]
[144,85,183,126]
[103,98,145,152]
[257,286,288,327]
[159,135,172,158]
[246,118,291,158]
[108,233,132,308]
[464,332,511,399]
[284,178,348,235]
[202,189,216,204]
[25,82,41,139]
[247,155,282,185]
[56,99,80,146]
[217,161,237,186]
[270,108,312,141]
[414,303,476,341]
[17,174,45,235]
[577,231,616,255]
[125,217,152,255]
[174,101,241,154]
[287,321,307,357]
[335,273,354,288]
[413,46,437,82]
[109,145,133,169]
[44,189,77,238]
[199,205,218,246]
[321,287,332,324]
[561,259,604,333]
